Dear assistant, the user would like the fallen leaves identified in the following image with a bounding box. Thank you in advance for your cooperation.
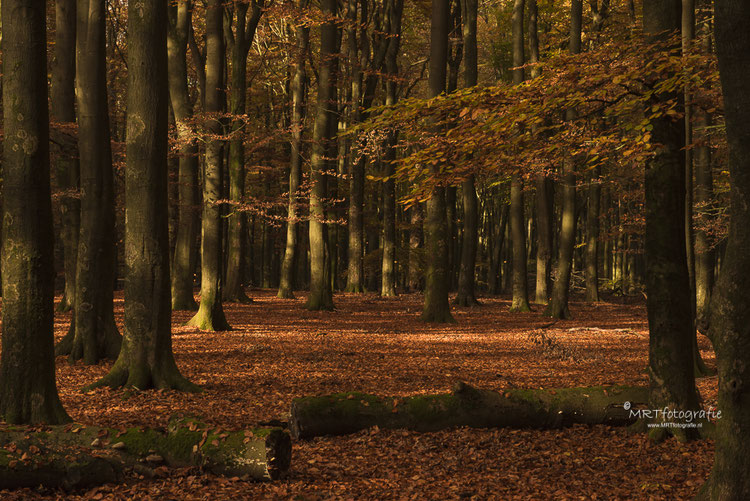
[0,290,717,500]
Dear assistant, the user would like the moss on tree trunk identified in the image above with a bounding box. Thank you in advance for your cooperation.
[290,383,649,439]
[0,419,291,488]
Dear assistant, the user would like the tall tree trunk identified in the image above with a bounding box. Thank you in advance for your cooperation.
[456,0,479,307]
[306,0,338,311]
[585,170,601,302]
[682,0,712,377]
[51,0,79,313]
[279,0,310,299]
[641,0,699,441]
[345,0,367,293]
[694,106,714,326]
[56,0,122,363]
[408,203,424,291]
[380,0,404,298]
[529,0,552,305]
[224,2,263,303]
[696,1,750,497]
[168,0,200,311]
[187,0,231,331]
[683,0,697,313]
[422,0,454,323]
[544,0,582,319]
[0,0,70,424]
[92,0,197,391]
[509,0,530,312]
[584,1,608,303]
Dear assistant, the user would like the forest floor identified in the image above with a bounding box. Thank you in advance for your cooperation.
[2,290,717,500]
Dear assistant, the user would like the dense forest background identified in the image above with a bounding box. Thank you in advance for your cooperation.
[4,0,750,498]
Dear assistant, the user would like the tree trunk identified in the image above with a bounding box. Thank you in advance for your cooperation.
[380,0,404,298]
[306,0,338,311]
[51,0,80,314]
[544,0,582,319]
[56,0,122,363]
[585,169,601,302]
[510,177,531,311]
[224,3,263,303]
[0,419,291,487]
[642,0,700,442]
[535,176,553,304]
[509,0,530,312]
[168,0,200,311]
[694,13,715,329]
[408,203,424,291]
[345,0,366,294]
[529,0,552,305]
[279,1,309,299]
[422,0,454,323]
[186,0,232,331]
[0,0,70,424]
[456,0,479,307]
[290,383,649,439]
[696,1,750,497]
[683,0,697,318]
[90,0,197,391]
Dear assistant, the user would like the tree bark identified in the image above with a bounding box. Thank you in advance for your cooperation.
[682,0,697,318]
[509,0,531,312]
[56,0,122,363]
[693,10,715,330]
[91,0,197,391]
[642,0,700,441]
[585,169,601,302]
[380,0,404,298]
[422,0,454,323]
[306,0,338,311]
[0,420,291,487]
[696,0,750,496]
[279,0,310,299]
[168,0,200,311]
[0,0,70,424]
[544,0,582,319]
[408,203,424,291]
[290,383,649,439]
[224,2,264,303]
[186,0,232,331]
[51,0,80,314]
[456,0,479,307]
[510,178,531,311]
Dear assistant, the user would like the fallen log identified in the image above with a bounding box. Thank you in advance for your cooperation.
[0,417,291,490]
[290,383,649,439]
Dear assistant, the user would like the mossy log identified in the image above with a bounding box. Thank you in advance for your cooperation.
[0,418,291,489]
[290,382,649,439]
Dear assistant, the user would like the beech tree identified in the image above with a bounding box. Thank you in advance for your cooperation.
[697,0,750,496]
[422,0,454,323]
[167,0,201,311]
[224,1,265,303]
[0,0,70,424]
[55,0,122,363]
[187,0,232,331]
[91,0,197,391]
[50,0,79,314]
[380,0,405,298]
[455,0,480,307]
[306,0,338,311]
[642,0,700,440]
[278,0,310,299]
[509,0,530,313]
[544,0,582,320]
